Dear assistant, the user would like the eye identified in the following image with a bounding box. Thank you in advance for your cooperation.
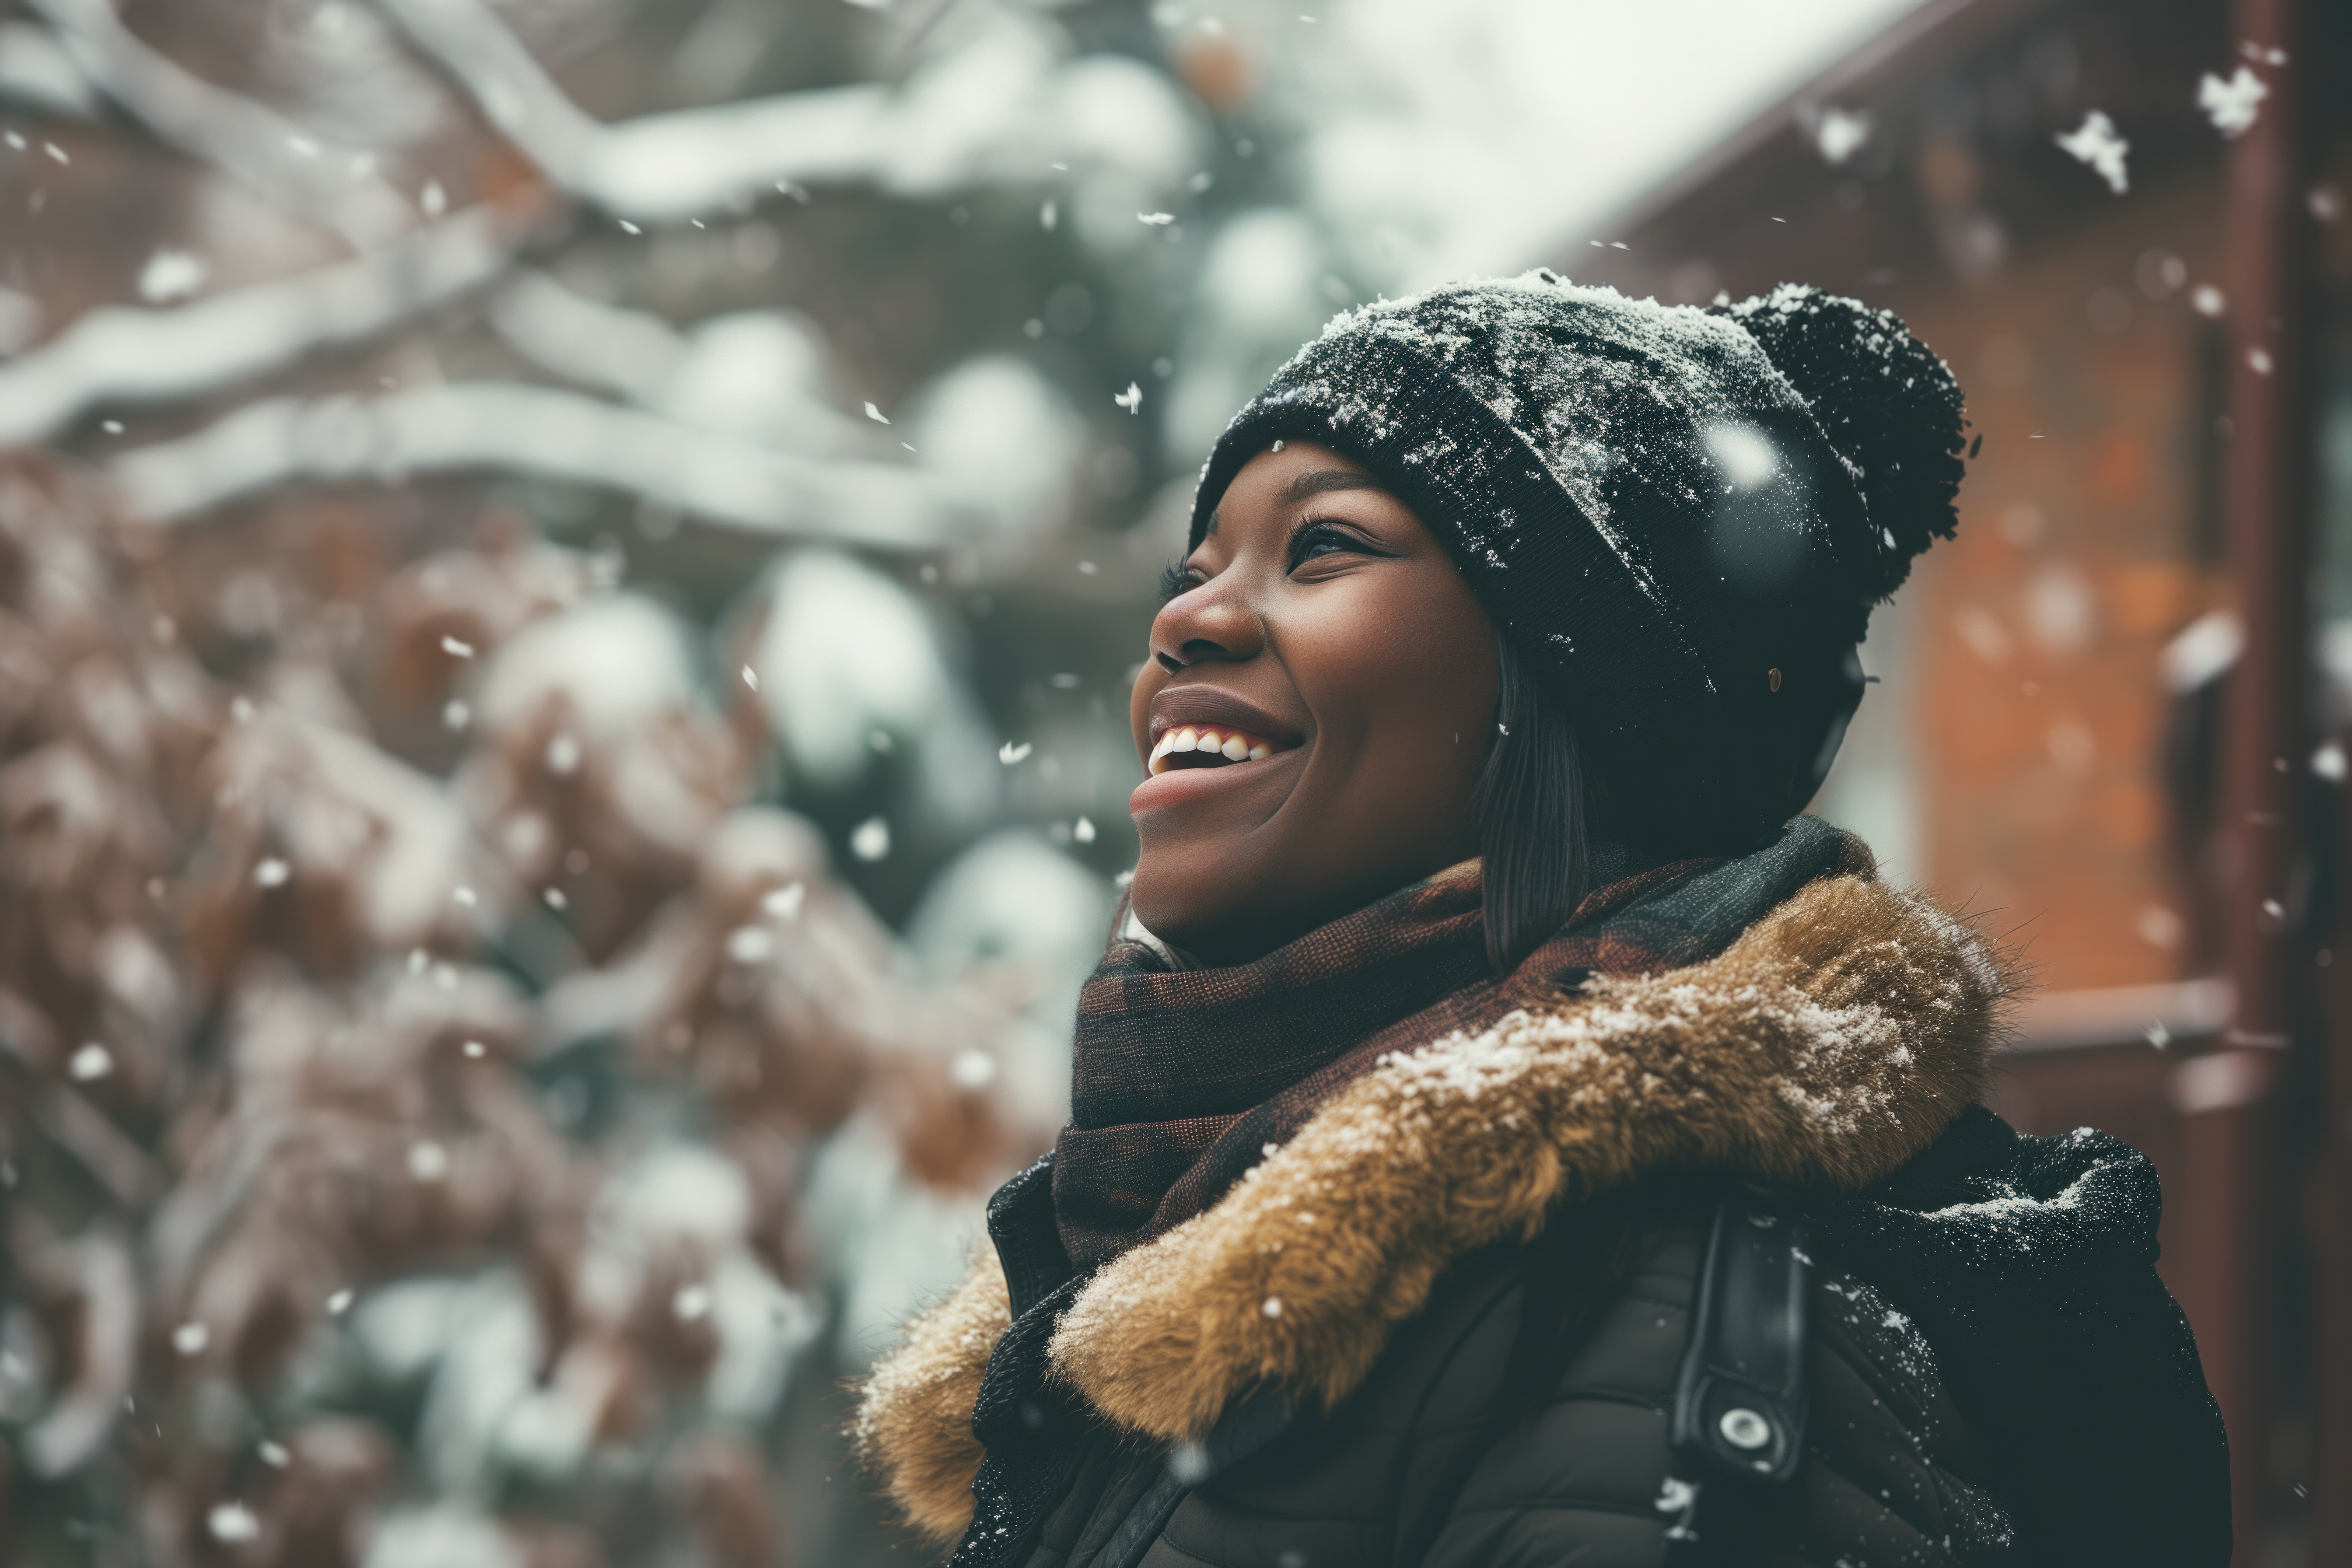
[1285,520,1380,572]
[1157,559,1201,602]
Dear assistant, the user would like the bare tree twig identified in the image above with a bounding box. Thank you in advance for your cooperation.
[109,380,975,547]
[21,1230,137,1477]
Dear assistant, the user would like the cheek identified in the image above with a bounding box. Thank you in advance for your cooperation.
[1298,578,1497,752]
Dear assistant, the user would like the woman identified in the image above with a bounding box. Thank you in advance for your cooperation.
[857,276,2230,1566]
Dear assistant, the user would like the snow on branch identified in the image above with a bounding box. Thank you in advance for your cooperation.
[108,380,975,547]
[0,20,102,118]
[0,204,520,446]
[27,0,416,247]
[487,270,686,400]
[370,0,894,221]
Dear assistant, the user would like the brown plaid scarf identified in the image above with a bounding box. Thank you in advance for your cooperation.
[1052,815,1867,1270]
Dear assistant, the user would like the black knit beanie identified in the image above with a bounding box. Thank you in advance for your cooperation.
[1186,273,1968,854]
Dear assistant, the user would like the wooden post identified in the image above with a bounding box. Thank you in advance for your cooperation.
[2180,0,2320,1557]
[2318,759,2352,1567]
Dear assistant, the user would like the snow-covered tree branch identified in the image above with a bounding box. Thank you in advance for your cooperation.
[112,380,973,545]
[0,202,525,444]
[28,0,417,246]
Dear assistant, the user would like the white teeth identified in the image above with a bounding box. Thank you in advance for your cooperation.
[1147,724,1285,776]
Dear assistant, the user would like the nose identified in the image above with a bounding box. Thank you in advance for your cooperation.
[1148,572,1264,674]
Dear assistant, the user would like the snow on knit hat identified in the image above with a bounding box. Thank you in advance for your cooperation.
[1186,272,1969,853]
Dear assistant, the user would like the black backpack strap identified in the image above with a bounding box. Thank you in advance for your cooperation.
[1662,1180,1812,1559]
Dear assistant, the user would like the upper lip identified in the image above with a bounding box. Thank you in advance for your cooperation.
[1146,687,1306,749]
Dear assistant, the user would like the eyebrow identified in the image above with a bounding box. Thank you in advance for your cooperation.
[1206,467,1390,536]
[1281,468,1390,505]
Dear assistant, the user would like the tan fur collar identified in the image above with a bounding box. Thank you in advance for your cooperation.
[856,871,2014,1542]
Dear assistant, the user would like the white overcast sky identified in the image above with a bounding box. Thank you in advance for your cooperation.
[1274,0,1936,285]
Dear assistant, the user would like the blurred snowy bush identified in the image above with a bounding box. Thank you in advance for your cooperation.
[0,0,1351,1560]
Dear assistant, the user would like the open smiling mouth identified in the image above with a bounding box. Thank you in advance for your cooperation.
[1146,725,1292,776]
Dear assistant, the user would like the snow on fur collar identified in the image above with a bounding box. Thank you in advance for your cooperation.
[855,869,2014,1543]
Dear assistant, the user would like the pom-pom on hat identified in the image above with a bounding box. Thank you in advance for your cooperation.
[1186,271,1967,853]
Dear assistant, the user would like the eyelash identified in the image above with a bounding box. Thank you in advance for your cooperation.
[1284,519,1376,570]
[1157,521,1380,604]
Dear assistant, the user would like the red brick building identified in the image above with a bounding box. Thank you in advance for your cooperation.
[1562,0,2352,1559]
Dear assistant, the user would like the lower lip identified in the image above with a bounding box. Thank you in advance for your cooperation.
[1128,748,1301,812]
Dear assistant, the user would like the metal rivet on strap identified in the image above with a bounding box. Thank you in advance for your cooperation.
[1719,1407,1774,1450]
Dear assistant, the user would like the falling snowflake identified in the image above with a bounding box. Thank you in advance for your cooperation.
[998,740,1033,765]
[763,882,805,918]
[1114,382,1143,414]
[1137,212,1175,226]
[1813,107,1872,165]
[138,251,207,303]
[440,634,474,658]
[2198,66,2268,138]
[255,857,290,888]
[206,1503,260,1544]
[172,1321,210,1355]
[850,816,890,861]
[68,1043,112,1081]
[2055,111,2130,194]
[863,401,890,424]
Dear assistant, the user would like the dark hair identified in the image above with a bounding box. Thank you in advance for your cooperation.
[1473,637,1598,974]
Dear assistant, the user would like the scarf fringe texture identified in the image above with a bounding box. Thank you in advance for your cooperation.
[854,871,2019,1542]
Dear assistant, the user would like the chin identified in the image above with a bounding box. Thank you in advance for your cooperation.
[1124,864,1202,945]
[1128,862,1264,962]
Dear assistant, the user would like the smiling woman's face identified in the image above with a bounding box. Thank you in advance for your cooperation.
[1126,441,1500,965]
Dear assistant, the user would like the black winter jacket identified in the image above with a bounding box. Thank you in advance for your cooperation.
[858,872,2230,1568]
